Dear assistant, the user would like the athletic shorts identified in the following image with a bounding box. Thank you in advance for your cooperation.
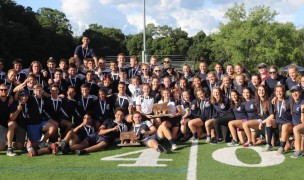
[87,134,109,146]
[26,121,48,143]
[198,114,208,122]
[161,117,181,127]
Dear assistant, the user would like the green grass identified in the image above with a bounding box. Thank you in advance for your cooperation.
[0,141,303,180]
[235,148,261,164]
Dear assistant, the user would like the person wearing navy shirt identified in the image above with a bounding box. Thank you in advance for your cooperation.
[93,89,112,129]
[7,90,29,156]
[195,60,208,81]
[265,66,286,97]
[12,58,27,85]
[131,112,168,153]
[75,84,96,126]
[73,107,128,155]
[66,64,82,95]
[74,36,97,66]
[0,84,14,152]
[285,64,301,91]
[205,71,221,96]
[188,88,212,141]
[227,90,247,146]
[242,88,263,147]
[290,85,304,158]
[205,87,235,143]
[267,85,293,155]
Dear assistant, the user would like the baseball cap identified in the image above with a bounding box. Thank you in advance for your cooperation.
[19,90,29,96]
[290,85,301,92]
[258,63,267,69]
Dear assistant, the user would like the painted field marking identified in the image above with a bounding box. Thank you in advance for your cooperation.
[212,146,285,167]
[187,140,198,180]
[101,149,172,167]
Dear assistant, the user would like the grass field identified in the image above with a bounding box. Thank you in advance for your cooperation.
[0,140,303,180]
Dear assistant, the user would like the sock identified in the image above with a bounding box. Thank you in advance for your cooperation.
[273,128,279,142]
[280,141,286,148]
[266,127,273,146]
[193,132,198,139]
[169,139,175,145]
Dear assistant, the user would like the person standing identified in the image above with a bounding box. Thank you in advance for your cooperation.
[74,36,98,66]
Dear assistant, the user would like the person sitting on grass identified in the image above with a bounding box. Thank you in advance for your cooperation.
[73,107,128,155]
[26,84,59,157]
[131,112,167,153]
[60,113,95,154]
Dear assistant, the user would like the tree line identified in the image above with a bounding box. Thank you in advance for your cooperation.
[1,0,304,72]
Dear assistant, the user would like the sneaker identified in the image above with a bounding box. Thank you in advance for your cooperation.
[156,144,167,154]
[243,142,253,147]
[227,140,239,147]
[262,144,273,152]
[28,147,37,157]
[7,148,17,156]
[60,140,69,155]
[50,143,59,155]
[171,144,178,151]
[276,147,285,155]
[189,136,198,142]
[206,136,211,143]
[75,149,87,155]
[38,141,45,149]
[210,139,218,144]
[290,151,302,158]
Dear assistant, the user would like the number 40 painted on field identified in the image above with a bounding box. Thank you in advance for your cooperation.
[101,149,172,167]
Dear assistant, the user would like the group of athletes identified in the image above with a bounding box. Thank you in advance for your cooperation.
[1,36,304,159]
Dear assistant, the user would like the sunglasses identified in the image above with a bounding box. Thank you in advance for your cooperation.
[142,69,148,71]
[0,89,8,91]
[154,70,161,72]
[269,71,277,74]
[163,61,170,63]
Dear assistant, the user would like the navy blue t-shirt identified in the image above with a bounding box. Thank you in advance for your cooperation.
[74,45,96,61]
[291,98,304,126]
[232,102,247,120]
[270,98,292,124]
[213,97,231,117]
[244,99,261,120]
[285,77,299,91]
[265,75,286,96]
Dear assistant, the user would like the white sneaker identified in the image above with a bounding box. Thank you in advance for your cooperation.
[171,144,178,151]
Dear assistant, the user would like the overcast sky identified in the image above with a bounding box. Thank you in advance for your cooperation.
[15,0,304,36]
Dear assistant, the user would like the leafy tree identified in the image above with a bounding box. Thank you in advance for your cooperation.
[37,8,73,36]
[210,3,302,71]
[83,24,127,56]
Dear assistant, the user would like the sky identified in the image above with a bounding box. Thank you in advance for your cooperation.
[15,0,304,37]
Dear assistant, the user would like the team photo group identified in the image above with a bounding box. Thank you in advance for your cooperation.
[1,35,304,159]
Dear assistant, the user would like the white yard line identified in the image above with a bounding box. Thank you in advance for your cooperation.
[187,140,198,180]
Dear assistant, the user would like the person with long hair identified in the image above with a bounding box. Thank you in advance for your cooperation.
[242,87,265,147]
[158,89,182,143]
[286,64,301,90]
[205,87,235,143]
[290,86,304,158]
[220,75,233,99]
[262,85,293,154]
[188,88,213,141]
[227,89,248,146]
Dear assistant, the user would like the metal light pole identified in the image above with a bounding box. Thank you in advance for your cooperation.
[142,0,147,63]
